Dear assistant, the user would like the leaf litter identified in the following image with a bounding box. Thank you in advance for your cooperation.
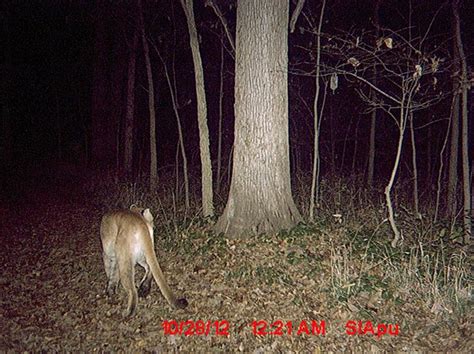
[0,190,472,352]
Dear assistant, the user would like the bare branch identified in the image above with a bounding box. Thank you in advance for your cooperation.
[290,0,306,33]
[335,68,401,104]
[205,0,235,53]
[420,2,446,48]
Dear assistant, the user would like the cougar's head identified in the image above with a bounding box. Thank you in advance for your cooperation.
[129,204,145,214]
[130,204,155,235]
[139,207,155,240]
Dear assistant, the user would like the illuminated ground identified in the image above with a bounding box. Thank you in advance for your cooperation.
[0,180,471,351]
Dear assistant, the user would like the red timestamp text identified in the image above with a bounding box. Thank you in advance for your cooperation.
[161,320,230,336]
[251,320,326,336]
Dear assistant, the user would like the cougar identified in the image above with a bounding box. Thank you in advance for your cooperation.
[100,206,188,317]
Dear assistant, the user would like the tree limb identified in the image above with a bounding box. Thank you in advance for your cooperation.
[205,0,235,53]
[290,0,306,33]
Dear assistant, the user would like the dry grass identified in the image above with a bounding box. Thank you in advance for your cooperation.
[89,172,472,350]
[1,172,470,351]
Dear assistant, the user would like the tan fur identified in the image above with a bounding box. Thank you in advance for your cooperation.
[100,207,187,317]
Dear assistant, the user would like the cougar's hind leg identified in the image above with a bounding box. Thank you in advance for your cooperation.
[118,256,138,317]
[103,253,119,297]
[138,261,153,298]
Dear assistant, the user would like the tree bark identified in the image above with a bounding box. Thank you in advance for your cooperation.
[409,112,420,217]
[367,0,381,187]
[215,0,301,237]
[367,92,377,185]
[452,0,471,244]
[351,117,361,175]
[216,28,225,193]
[138,0,158,190]
[386,104,408,248]
[309,0,326,221]
[447,7,461,218]
[386,77,419,248]
[180,0,214,217]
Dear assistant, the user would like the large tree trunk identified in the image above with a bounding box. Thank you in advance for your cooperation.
[180,0,214,217]
[215,0,301,237]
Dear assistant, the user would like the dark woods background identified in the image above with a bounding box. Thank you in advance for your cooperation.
[1,0,473,206]
[1,3,473,351]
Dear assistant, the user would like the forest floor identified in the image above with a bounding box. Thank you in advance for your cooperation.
[0,174,472,352]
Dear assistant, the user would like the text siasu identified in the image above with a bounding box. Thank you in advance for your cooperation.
[346,320,399,338]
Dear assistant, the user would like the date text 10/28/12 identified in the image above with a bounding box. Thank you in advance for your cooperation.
[162,320,399,338]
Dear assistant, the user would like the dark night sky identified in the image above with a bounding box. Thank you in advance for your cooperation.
[1,0,473,183]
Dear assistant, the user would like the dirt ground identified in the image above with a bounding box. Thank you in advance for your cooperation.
[0,184,472,352]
